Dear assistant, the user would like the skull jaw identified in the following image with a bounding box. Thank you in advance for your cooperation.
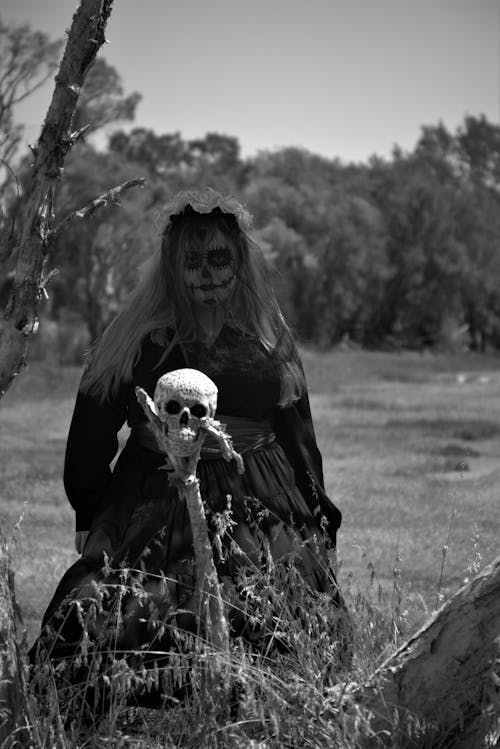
[166,426,203,459]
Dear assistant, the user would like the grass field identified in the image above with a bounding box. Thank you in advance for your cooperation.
[1,348,500,646]
[302,347,500,627]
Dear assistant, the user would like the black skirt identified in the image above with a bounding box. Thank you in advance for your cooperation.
[34,439,339,662]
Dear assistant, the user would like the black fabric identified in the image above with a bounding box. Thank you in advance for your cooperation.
[65,327,341,540]
[274,393,342,543]
[33,326,344,672]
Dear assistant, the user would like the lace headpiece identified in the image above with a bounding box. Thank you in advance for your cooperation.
[155,187,254,234]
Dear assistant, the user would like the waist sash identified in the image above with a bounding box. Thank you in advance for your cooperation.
[130,415,275,459]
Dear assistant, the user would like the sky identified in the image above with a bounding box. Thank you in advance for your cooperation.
[2,0,500,164]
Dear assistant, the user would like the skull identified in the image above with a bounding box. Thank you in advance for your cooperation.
[154,368,218,459]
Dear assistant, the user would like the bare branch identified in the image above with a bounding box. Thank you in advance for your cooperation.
[0,24,62,115]
[52,177,146,237]
[6,67,59,108]
[68,122,92,145]
[38,268,59,300]
[0,153,20,193]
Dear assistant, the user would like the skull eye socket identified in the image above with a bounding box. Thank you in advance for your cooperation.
[165,400,181,415]
[190,404,207,418]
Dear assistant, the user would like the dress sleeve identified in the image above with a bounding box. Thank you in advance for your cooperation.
[63,385,128,532]
[273,358,342,546]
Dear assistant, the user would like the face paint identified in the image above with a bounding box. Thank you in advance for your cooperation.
[183,228,236,307]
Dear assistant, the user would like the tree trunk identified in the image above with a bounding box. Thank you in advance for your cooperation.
[350,554,500,748]
[0,0,113,399]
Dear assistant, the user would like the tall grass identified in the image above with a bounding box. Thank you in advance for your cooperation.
[2,544,421,748]
[6,542,499,747]
[2,348,500,745]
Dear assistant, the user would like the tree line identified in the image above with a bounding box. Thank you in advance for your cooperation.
[1,16,500,357]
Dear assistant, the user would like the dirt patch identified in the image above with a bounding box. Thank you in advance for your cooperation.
[438,443,481,459]
[386,418,500,441]
[454,422,500,441]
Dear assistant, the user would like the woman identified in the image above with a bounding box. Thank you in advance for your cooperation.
[31,188,345,703]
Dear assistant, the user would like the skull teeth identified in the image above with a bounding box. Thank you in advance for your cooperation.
[170,428,198,443]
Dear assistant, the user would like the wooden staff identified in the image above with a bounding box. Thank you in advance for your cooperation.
[136,384,244,655]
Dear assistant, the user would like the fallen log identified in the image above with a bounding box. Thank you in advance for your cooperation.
[350,554,500,747]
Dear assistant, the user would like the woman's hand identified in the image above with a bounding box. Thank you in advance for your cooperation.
[75,530,89,554]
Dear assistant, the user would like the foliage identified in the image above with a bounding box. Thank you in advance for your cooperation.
[7,109,500,351]
[368,154,466,347]
[306,196,389,346]
[2,15,500,352]
[14,112,500,350]
[72,57,141,135]
[0,16,62,268]
[0,16,62,170]
[50,145,152,339]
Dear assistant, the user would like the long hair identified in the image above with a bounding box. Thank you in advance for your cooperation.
[80,207,305,406]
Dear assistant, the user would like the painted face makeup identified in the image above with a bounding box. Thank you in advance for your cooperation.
[183,229,236,306]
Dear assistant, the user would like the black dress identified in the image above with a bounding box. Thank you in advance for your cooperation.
[32,326,343,678]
